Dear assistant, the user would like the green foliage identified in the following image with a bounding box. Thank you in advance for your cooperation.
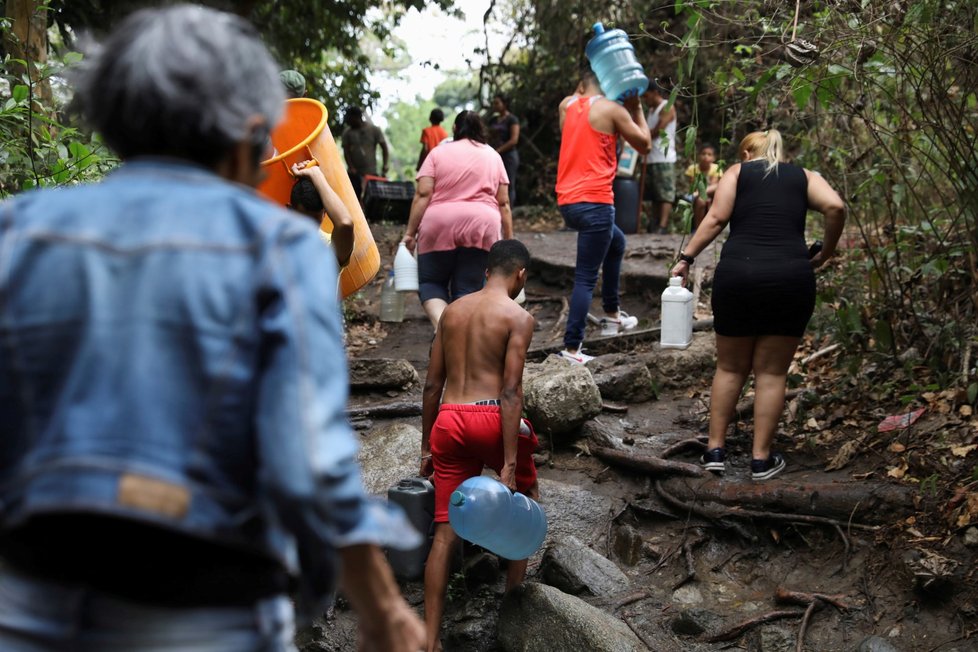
[483,0,977,396]
[0,28,117,197]
[433,73,479,112]
[45,0,457,132]
[383,96,438,181]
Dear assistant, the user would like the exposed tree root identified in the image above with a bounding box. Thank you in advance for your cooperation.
[775,586,854,611]
[671,535,708,590]
[591,446,708,478]
[705,609,806,643]
[774,586,854,652]
[346,401,421,419]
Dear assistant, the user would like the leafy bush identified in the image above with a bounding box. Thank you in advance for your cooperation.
[0,17,117,197]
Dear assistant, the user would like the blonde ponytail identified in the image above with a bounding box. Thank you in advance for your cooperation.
[738,129,785,176]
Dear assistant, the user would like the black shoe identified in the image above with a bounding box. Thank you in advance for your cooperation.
[700,447,726,474]
[751,453,786,481]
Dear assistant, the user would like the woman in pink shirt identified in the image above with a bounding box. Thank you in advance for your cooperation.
[402,111,513,328]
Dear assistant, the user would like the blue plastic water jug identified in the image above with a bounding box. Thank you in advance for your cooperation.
[448,476,547,560]
[585,23,650,103]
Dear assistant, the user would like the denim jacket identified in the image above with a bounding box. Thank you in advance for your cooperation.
[0,160,411,617]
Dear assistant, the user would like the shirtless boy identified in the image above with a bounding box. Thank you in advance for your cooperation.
[419,239,538,652]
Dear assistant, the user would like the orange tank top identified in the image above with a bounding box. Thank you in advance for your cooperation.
[555,96,617,206]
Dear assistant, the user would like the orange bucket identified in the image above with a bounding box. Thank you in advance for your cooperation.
[258,98,380,298]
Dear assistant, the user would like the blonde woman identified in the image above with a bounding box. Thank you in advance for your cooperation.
[670,129,846,480]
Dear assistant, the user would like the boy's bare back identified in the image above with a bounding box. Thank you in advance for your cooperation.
[436,288,534,404]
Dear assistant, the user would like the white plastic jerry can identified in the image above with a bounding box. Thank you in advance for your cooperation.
[661,276,693,349]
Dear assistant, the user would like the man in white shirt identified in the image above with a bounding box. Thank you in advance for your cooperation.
[643,83,677,234]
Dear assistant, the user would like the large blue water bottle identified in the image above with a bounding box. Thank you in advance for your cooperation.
[448,476,547,560]
[585,23,650,103]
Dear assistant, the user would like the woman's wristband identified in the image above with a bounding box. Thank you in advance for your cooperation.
[678,251,695,265]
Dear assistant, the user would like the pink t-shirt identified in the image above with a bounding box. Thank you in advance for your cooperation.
[415,139,509,255]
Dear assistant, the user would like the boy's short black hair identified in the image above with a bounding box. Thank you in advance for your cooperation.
[488,239,530,276]
[699,143,717,155]
[290,177,323,221]
[580,68,598,88]
[429,108,444,124]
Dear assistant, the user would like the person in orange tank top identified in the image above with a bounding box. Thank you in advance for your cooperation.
[555,69,652,364]
[417,108,448,170]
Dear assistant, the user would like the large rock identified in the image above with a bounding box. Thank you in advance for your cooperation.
[643,331,716,389]
[348,358,418,390]
[357,423,421,495]
[581,418,626,450]
[498,583,647,652]
[537,477,622,554]
[856,636,900,652]
[540,535,630,597]
[523,357,601,438]
[589,354,656,403]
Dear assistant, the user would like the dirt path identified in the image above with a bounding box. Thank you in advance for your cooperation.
[315,219,975,652]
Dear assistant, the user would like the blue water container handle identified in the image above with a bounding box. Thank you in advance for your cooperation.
[593,22,605,35]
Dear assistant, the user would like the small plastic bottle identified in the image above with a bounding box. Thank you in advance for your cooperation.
[448,476,547,560]
[660,276,693,349]
[379,271,405,322]
[393,241,419,292]
[585,23,650,103]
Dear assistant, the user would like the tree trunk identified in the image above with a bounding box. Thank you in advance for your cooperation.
[5,0,50,101]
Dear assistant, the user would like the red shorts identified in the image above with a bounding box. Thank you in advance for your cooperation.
[430,404,539,523]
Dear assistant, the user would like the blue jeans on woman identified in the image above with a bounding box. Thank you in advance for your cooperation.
[0,568,296,652]
[560,202,625,350]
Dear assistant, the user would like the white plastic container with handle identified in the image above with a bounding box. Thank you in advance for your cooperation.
[393,241,419,292]
[660,276,693,349]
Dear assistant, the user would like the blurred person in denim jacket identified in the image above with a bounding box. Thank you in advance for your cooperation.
[0,5,423,652]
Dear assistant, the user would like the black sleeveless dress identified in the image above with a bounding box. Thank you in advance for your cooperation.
[711,161,815,337]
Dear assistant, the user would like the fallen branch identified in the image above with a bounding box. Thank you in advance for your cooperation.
[802,343,840,365]
[591,446,709,478]
[346,401,421,419]
[735,387,809,416]
[705,609,805,643]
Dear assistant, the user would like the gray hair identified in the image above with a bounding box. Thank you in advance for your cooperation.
[74,4,284,166]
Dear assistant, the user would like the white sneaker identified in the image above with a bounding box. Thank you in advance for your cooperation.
[599,311,639,336]
[558,347,594,365]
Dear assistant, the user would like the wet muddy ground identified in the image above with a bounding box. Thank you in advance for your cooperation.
[305,220,975,652]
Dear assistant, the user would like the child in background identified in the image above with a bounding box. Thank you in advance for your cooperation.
[685,144,722,230]
[290,160,355,268]
[418,108,449,170]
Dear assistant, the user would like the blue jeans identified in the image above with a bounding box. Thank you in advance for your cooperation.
[560,202,625,349]
[0,568,296,652]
